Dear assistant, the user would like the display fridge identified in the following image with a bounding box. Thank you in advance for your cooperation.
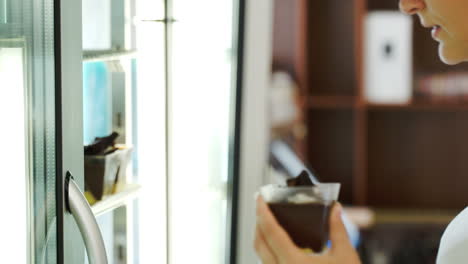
[0,0,266,263]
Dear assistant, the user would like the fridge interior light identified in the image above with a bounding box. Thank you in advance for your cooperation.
[0,46,27,263]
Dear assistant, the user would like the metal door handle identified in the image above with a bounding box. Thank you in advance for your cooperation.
[65,172,108,264]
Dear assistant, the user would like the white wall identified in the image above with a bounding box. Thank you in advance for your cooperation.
[236,0,273,263]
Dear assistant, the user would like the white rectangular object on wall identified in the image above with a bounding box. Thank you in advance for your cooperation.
[365,12,413,104]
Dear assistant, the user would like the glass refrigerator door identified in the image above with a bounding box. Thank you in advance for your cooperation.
[79,0,244,262]
[81,0,167,263]
[1,0,106,263]
[169,0,243,263]
[0,0,60,263]
[0,39,32,264]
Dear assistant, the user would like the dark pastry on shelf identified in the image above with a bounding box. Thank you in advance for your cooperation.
[84,132,119,155]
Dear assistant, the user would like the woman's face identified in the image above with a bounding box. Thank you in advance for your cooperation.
[400,0,468,65]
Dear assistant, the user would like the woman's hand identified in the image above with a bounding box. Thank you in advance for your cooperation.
[254,197,361,264]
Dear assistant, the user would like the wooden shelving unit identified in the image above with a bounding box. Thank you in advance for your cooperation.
[273,0,468,210]
[306,96,468,111]
[373,209,459,225]
[306,95,357,109]
[367,101,468,111]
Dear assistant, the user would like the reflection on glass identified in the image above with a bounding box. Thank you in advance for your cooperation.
[170,0,237,263]
[83,61,112,144]
[1,0,7,24]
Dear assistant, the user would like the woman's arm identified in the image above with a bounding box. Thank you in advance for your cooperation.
[255,197,362,264]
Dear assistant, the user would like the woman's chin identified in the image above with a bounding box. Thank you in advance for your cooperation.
[438,43,466,65]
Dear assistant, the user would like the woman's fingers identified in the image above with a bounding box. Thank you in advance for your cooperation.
[329,203,353,255]
[256,196,298,262]
[254,224,278,264]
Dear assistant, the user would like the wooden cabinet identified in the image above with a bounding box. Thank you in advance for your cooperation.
[273,0,468,209]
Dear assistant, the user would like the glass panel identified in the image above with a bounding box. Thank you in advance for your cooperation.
[0,0,57,263]
[0,42,28,264]
[169,0,240,263]
[134,21,167,264]
[81,0,167,263]
[83,61,112,145]
[82,0,134,262]
[137,0,165,21]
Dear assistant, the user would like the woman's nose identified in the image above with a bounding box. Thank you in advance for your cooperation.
[399,0,425,15]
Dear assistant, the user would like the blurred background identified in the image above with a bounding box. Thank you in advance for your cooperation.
[270,0,468,263]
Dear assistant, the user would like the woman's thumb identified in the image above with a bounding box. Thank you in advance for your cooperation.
[329,203,353,254]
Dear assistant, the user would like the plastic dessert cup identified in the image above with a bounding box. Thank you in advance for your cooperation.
[260,183,341,253]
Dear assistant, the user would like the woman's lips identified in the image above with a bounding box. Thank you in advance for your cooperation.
[432,25,442,40]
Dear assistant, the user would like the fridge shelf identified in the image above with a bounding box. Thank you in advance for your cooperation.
[373,208,459,224]
[91,183,141,217]
[83,49,137,63]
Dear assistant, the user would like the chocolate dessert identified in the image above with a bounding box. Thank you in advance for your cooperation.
[286,170,315,187]
[269,202,331,252]
[265,170,336,252]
